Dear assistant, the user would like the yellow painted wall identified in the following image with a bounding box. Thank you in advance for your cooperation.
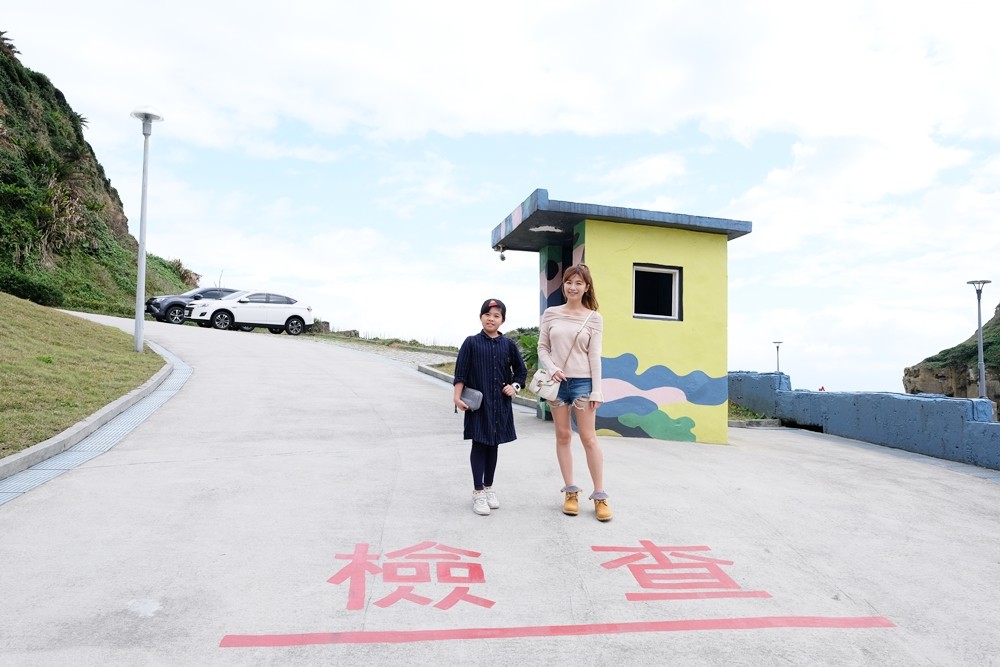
[584,219,730,444]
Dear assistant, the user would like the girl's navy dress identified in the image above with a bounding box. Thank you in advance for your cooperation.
[454,331,527,445]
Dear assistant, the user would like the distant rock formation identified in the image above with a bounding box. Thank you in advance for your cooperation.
[902,363,998,398]
[903,303,999,404]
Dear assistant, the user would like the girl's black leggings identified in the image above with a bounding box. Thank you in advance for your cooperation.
[470,441,498,490]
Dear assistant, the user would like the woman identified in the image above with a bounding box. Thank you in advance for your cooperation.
[537,264,611,521]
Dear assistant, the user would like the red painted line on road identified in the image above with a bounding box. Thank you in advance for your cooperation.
[626,591,772,601]
[220,615,894,648]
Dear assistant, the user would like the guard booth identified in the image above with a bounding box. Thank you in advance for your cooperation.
[492,189,751,444]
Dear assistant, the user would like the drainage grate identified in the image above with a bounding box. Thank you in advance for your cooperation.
[0,468,67,492]
[31,451,102,469]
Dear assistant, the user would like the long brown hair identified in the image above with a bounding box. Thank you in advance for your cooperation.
[563,264,599,311]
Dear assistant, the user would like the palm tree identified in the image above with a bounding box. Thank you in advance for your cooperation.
[0,31,20,59]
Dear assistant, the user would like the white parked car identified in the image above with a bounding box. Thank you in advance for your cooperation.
[184,290,313,335]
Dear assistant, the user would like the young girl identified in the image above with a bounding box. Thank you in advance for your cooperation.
[453,298,527,516]
[537,264,611,521]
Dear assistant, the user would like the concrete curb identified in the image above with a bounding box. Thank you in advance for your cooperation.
[417,364,536,409]
[729,419,782,428]
[395,344,457,357]
[0,351,173,482]
[321,336,459,358]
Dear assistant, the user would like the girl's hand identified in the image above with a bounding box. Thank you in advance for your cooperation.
[455,399,469,411]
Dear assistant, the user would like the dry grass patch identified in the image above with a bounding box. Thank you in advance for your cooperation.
[0,292,164,459]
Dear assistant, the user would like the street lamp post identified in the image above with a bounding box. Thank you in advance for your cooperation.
[773,341,783,373]
[130,107,163,353]
[967,280,992,399]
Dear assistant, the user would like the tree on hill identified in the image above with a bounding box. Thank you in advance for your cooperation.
[0,31,19,59]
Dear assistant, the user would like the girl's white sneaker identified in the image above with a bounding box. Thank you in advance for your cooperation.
[472,490,491,515]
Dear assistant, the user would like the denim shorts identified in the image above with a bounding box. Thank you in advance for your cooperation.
[551,378,592,407]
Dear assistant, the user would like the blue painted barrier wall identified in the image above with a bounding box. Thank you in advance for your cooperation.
[729,371,1000,471]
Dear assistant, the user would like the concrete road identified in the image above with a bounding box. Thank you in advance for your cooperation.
[1,314,999,666]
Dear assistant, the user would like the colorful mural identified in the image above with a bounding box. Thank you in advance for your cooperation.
[538,222,585,311]
[596,353,727,441]
[539,246,565,311]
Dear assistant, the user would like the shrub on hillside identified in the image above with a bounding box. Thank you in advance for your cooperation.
[0,267,64,306]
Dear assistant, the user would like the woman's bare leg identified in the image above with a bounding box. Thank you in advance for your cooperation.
[551,403,575,487]
[574,400,604,491]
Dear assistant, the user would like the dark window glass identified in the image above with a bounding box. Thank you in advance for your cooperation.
[634,265,682,319]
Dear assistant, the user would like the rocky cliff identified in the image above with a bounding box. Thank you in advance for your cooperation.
[0,30,194,314]
[903,302,1000,404]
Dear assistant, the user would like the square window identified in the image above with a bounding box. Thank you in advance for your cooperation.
[634,264,682,320]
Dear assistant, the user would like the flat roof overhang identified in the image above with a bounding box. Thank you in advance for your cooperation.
[491,189,752,253]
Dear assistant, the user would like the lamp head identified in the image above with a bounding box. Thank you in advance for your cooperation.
[967,280,992,295]
[130,106,164,123]
[131,107,164,136]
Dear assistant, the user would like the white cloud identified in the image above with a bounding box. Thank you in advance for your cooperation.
[585,153,688,200]
[376,152,479,218]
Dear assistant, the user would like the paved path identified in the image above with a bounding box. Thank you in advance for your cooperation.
[1,315,1000,666]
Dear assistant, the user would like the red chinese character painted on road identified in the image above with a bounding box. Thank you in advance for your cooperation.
[328,542,495,611]
[327,543,381,610]
[593,540,771,601]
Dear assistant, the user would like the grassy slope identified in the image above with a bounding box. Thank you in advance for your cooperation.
[0,292,164,458]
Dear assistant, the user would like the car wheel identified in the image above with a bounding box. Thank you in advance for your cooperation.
[285,317,305,336]
[268,327,284,334]
[238,325,254,332]
[165,305,186,325]
[197,321,212,328]
[212,310,234,330]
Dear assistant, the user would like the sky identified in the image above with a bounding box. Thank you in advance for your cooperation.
[5,1,999,392]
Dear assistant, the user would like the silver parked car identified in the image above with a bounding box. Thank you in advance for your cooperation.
[145,287,241,325]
